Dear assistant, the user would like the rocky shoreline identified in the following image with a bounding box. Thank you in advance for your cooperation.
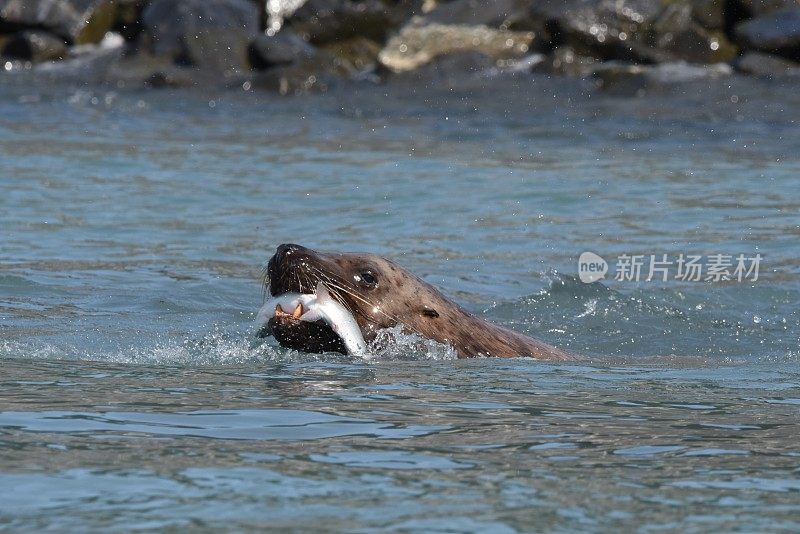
[1,0,799,94]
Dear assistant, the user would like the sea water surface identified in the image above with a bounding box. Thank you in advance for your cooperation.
[1,75,799,531]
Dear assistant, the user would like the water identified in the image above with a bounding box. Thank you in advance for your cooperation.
[1,75,799,531]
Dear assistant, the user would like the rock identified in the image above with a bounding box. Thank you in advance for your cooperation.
[285,0,409,45]
[739,0,800,17]
[322,36,381,72]
[140,0,259,72]
[458,52,547,78]
[592,60,731,94]
[528,0,662,61]
[422,0,547,32]
[591,62,650,94]
[31,31,125,81]
[2,31,67,61]
[650,3,737,63]
[251,53,351,94]
[690,0,725,30]
[250,35,382,93]
[547,46,599,77]
[185,30,256,73]
[735,50,800,76]
[144,68,199,88]
[646,60,732,82]
[103,50,207,88]
[111,0,148,42]
[527,0,736,64]
[382,50,499,93]
[495,53,547,74]
[661,25,737,64]
[400,49,497,78]
[249,30,317,69]
[734,7,800,59]
[0,0,116,44]
[378,22,535,72]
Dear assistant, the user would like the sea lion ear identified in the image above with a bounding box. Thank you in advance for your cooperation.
[422,307,439,318]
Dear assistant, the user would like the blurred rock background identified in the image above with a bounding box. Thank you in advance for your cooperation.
[0,0,798,93]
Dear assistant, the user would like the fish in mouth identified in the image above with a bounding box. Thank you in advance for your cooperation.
[256,282,367,356]
[257,243,575,360]
[256,243,374,356]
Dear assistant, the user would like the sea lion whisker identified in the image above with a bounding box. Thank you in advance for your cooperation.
[305,266,377,314]
[320,281,371,318]
[301,270,317,296]
[305,267,361,310]
[317,277,426,338]
[307,266,405,326]
[294,267,374,329]
[260,262,271,299]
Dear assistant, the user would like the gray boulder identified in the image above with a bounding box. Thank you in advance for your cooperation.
[422,0,547,32]
[690,0,726,30]
[15,32,125,83]
[2,30,67,61]
[321,36,382,73]
[251,52,352,94]
[140,0,259,71]
[547,46,600,77]
[735,50,800,76]
[249,30,317,69]
[739,0,800,17]
[379,22,535,72]
[251,35,385,94]
[592,60,731,95]
[645,60,732,82]
[388,50,499,86]
[0,0,116,44]
[285,0,409,44]
[734,7,800,59]
[527,0,737,64]
[112,0,149,42]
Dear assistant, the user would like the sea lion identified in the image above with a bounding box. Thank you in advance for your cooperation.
[259,243,574,360]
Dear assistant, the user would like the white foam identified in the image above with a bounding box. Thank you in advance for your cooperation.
[369,326,458,361]
[0,331,285,367]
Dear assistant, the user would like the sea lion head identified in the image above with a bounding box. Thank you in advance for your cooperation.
[261,243,450,354]
[260,244,574,360]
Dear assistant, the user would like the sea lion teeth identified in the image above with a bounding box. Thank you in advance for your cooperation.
[275,304,284,317]
[293,303,303,319]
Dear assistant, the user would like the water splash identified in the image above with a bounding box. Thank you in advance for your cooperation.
[369,325,459,361]
[0,330,282,367]
[0,324,461,366]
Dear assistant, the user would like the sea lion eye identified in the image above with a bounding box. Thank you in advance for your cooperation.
[355,271,377,287]
[422,308,439,318]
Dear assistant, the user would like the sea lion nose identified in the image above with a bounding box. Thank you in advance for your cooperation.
[275,243,304,260]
